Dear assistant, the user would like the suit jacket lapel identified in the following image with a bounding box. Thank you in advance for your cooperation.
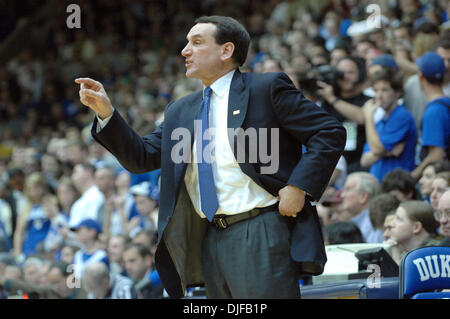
[174,91,202,186]
[227,69,249,132]
[226,70,264,188]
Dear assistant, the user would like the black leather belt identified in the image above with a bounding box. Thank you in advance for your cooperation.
[212,203,278,230]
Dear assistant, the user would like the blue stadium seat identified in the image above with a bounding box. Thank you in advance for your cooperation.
[399,246,450,299]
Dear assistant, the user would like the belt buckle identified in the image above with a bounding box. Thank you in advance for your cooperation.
[214,217,228,229]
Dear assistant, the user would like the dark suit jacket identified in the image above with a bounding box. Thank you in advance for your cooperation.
[92,70,346,298]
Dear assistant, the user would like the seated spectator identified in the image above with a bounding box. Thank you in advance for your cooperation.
[65,139,89,168]
[83,262,134,299]
[437,189,450,246]
[101,170,135,239]
[341,172,383,243]
[126,182,159,238]
[323,221,364,245]
[58,244,79,264]
[13,172,52,259]
[0,261,88,299]
[42,194,71,258]
[131,231,162,295]
[388,200,441,264]
[4,264,22,281]
[369,193,400,239]
[69,163,105,228]
[95,166,121,242]
[94,166,116,200]
[383,213,396,242]
[381,168,419,201]
[430,171,450,209]
[411,52,450,180]
[22,257,44,285]
[51,178,80,250]
[40,153,62,193]
[360,69,417,182]
[70,218,108,279]
[418,160,450,201]
[56,177,80,220]
[132,229,158,257]
[321,188,352,223]
[123,243,163,299]
[107,234,129,277]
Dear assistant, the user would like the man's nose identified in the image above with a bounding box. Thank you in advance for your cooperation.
[181,44,191,57]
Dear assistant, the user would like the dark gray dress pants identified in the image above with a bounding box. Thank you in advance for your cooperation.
[202,210,301,299]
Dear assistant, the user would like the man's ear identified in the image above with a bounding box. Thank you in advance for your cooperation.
[145,254,153,268]
[359,192,369,205]
[412,221,423,235]
[221,42,235,62]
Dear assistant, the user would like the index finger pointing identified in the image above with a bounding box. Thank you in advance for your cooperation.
[74,78,101,88]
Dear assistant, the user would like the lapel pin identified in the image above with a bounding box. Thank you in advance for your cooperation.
[233,110,240,115]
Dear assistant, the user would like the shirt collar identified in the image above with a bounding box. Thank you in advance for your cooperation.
[204,69,236,99]
[352,208,369,227]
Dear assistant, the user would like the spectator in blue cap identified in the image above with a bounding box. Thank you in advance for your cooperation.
[370,54,399,73]
[70,218,109,279]
[411,52,450,181]
[366,54,401,122]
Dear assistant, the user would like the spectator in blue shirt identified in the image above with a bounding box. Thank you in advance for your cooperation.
[412,51,450,180]
[361,69,417,182]
[13,172,52,259]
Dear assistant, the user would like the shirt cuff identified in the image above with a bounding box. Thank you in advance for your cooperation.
[96,113,113,133]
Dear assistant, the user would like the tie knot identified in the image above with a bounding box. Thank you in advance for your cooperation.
[204,87,212,98]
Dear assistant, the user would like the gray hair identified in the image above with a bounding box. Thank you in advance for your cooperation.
[349,172,381,199]
[83,262,109,286]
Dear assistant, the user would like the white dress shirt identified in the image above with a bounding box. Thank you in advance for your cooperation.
[184,69,277,218]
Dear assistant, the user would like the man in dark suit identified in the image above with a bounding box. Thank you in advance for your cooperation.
[75,16,346,298]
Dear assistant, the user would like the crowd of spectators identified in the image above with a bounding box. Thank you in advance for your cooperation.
[0,0,449,298]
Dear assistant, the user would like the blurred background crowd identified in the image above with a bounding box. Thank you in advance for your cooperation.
[0,0,449,299]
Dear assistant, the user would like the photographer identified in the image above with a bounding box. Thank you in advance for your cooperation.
[317,56,371,173]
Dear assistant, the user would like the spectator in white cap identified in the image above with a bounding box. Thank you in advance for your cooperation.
[125,181,159,238]
[411,52,450,180]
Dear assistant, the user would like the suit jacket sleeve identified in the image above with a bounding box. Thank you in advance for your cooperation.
[270,73,346,201]
[91,105,171,174]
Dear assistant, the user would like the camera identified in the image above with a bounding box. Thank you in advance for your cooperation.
[298,64,344,98]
